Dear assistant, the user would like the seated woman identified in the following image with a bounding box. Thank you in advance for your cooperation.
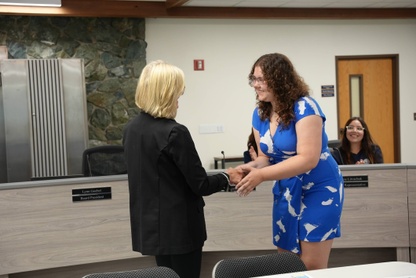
[332,117,383,165]
[243,128,258,163]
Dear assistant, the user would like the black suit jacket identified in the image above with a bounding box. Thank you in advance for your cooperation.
[123,112,228,255]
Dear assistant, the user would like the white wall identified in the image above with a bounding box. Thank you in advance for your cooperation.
[146,18,416,169]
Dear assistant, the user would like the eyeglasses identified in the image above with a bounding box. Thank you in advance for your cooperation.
[248,76,266,86]
[345,125,365,132]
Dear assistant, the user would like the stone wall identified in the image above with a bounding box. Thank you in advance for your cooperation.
[0,16,145,146]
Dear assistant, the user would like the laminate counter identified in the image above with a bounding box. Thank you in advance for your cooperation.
[0,164,415,278]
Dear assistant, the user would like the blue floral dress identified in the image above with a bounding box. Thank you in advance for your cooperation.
[252,96,344,254]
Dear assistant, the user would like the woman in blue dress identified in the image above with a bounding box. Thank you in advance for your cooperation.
[235,53,344,270]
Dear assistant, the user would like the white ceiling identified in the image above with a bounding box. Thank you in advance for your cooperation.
[134,0,416,8]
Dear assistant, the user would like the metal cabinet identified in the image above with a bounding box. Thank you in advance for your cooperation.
[0,59,88,182]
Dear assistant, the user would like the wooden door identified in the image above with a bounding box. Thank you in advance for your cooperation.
[336,55,400,163]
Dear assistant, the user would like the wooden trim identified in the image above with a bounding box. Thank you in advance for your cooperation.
[165,0,190,9]
[166,7,416,19]
[0,1,415,19]
[391,54,401,163]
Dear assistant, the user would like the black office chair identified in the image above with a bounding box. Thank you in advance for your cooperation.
[82,145,127,176]
[328,139,341,149]
[243,150,251,163]
[82,267,180,278]
[212,252,307,278]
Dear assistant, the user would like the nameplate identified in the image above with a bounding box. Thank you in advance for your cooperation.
[343,175,368,188]
[72,187,112,202]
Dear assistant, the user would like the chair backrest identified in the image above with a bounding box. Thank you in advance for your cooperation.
[243,150,251,163]
[328,139,341,149]
[82,145,127,176]
[82,266,180,278]
[212,252,307,278]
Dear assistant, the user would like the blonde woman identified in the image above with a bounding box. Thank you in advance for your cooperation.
[123,60,240,278]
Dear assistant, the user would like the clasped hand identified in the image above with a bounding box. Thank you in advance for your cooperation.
[226,165,263,197]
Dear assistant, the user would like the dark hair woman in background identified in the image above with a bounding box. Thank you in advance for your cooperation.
[332,117,383,165]
[243,128,258,163]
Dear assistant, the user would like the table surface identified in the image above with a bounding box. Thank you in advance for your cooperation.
[257,261,416,278]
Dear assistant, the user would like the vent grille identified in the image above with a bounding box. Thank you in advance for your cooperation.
[27,59,68,178]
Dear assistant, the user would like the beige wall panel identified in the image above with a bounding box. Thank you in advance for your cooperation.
[204,182,274,252]
[407,166,416,263]
[0,179,141,275]
[0,165,413,276]
[334,167,409,249]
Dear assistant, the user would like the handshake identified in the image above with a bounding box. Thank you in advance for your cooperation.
[224,166,260,197]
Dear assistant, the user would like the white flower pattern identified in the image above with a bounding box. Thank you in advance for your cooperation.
[253,97,344,253]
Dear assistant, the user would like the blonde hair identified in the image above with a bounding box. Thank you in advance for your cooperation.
[135,60,185,119]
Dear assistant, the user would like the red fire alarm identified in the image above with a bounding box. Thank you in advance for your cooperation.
[194,59,204,71]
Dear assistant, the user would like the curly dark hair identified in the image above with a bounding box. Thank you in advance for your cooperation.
[249,53,309,127]
[341,117,378,164]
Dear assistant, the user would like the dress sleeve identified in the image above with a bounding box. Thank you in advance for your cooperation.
[252,107,261,130]
[167,124,228,195]
[294,97,326,122]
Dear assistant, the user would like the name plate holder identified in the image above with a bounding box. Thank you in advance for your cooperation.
[72,187,112,202]
[343,175,368,188]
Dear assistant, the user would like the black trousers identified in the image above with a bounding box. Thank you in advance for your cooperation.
[155,247,202,278]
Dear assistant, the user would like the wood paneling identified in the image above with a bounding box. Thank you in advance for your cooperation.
[407,166,416,263]
[0,165,414,277]
[0,1,415,19]
[0,180,142,275]
[204,183,273,252]
[334,168,408,249]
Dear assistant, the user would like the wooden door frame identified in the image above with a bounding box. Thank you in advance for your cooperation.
[335,54,401,162]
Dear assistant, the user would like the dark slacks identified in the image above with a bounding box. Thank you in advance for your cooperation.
[155,247,202,278]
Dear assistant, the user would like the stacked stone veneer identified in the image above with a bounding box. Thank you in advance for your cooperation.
[0,16,145,146]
